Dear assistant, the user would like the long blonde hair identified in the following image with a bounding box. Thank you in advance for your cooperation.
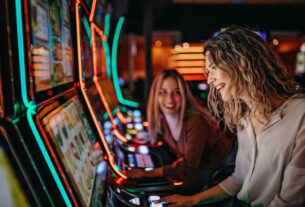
[204,26,300,131]
[147,69,212,142]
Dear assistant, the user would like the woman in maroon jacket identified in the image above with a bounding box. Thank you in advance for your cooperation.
[127,70,232,184]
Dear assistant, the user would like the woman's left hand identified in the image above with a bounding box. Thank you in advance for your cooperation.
[157,194,196,207]
[126,168,147,179]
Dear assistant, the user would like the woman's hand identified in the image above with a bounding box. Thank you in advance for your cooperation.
[157,194,196,207]
[126,168,147,179]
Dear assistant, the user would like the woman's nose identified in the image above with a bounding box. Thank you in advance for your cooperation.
[166,93,175,102]
[207,74,215,85]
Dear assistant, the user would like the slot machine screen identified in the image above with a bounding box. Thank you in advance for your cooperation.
[80,14,94,80]
[94,29,107,79]
[99,78,119,112]
[40,97,102,206]
[0,136,31,207]
[30,0,74,93]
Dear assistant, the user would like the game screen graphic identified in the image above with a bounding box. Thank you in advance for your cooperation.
[30,0,74,93]
[41,97,102,206]
[80,14,94,80]
[0,143,30,207]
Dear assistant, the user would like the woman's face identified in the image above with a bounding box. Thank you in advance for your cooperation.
[158,77,182,116]
[205,52,231,102]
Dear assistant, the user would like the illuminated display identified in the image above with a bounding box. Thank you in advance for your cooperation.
[41,97,100,206]
[30,0,74,92]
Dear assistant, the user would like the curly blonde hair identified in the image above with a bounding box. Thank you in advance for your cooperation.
[147,69,212,142]
[204,26,300,131]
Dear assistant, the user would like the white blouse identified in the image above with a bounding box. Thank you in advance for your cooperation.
[219,94,305,207]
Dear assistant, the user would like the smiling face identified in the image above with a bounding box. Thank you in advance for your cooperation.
[158,77,182,116]
[205,52,231,102]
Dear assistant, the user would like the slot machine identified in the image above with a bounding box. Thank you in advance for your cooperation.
[74,1,201,207]
[10,0,110,206]
[1,0,65,205]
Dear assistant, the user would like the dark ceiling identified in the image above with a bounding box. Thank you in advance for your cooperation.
[120,0,305,42]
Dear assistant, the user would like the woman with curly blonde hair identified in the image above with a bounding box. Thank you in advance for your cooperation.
[127,70,232,185]
[159,26,305,207]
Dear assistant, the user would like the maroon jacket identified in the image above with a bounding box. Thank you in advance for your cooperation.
[162,114,232,181]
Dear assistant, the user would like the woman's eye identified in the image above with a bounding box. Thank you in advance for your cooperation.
[174,90,181,95]
[159,90,166,95]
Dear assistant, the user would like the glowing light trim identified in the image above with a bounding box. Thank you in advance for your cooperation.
[76,1,127,179]
[111,16,139,108]
[91,23,127,143]
[15,0,30,108]
[104,13,110,38]
[16,1,73,205]
[176,68,205,74]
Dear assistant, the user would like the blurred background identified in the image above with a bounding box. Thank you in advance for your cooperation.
[108,0,305,109]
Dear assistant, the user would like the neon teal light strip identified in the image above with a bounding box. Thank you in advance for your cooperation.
[27,106,72,207]
[16,1,71,205]
[103,112,109,120]
[104,13,110,38]
[112,107,118,116]
[82,17,92,46]
[111,17,139,108]
[15,0,30,108]
[103,40,112,78]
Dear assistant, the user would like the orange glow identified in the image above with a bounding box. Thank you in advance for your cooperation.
[173,181,183,186]
[170,46,203,54]
[143,121,149,127]
[113,129,128,142]
[176,68,205,74]
[117,109,128,124]
[182,74,206,81]
[89,0,97,22]
[172,61,203,68]
[170,54,204,61]
[157,140,163,146]
[76,1,127,179]
[93,142,100,149]
[115,177,125,185]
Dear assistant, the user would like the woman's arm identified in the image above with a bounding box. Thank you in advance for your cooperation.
[158,184,231,207]
[127,167,163,178]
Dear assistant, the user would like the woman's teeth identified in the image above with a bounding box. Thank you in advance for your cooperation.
[216,84,225,91]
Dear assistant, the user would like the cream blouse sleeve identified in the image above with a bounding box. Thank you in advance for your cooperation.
[268,118,305,207]
[219,172,242,196]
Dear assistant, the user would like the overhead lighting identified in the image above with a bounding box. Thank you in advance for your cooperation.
[154,40,162,47]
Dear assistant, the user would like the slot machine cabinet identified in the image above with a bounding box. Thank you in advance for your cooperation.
[8,0,111,206]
